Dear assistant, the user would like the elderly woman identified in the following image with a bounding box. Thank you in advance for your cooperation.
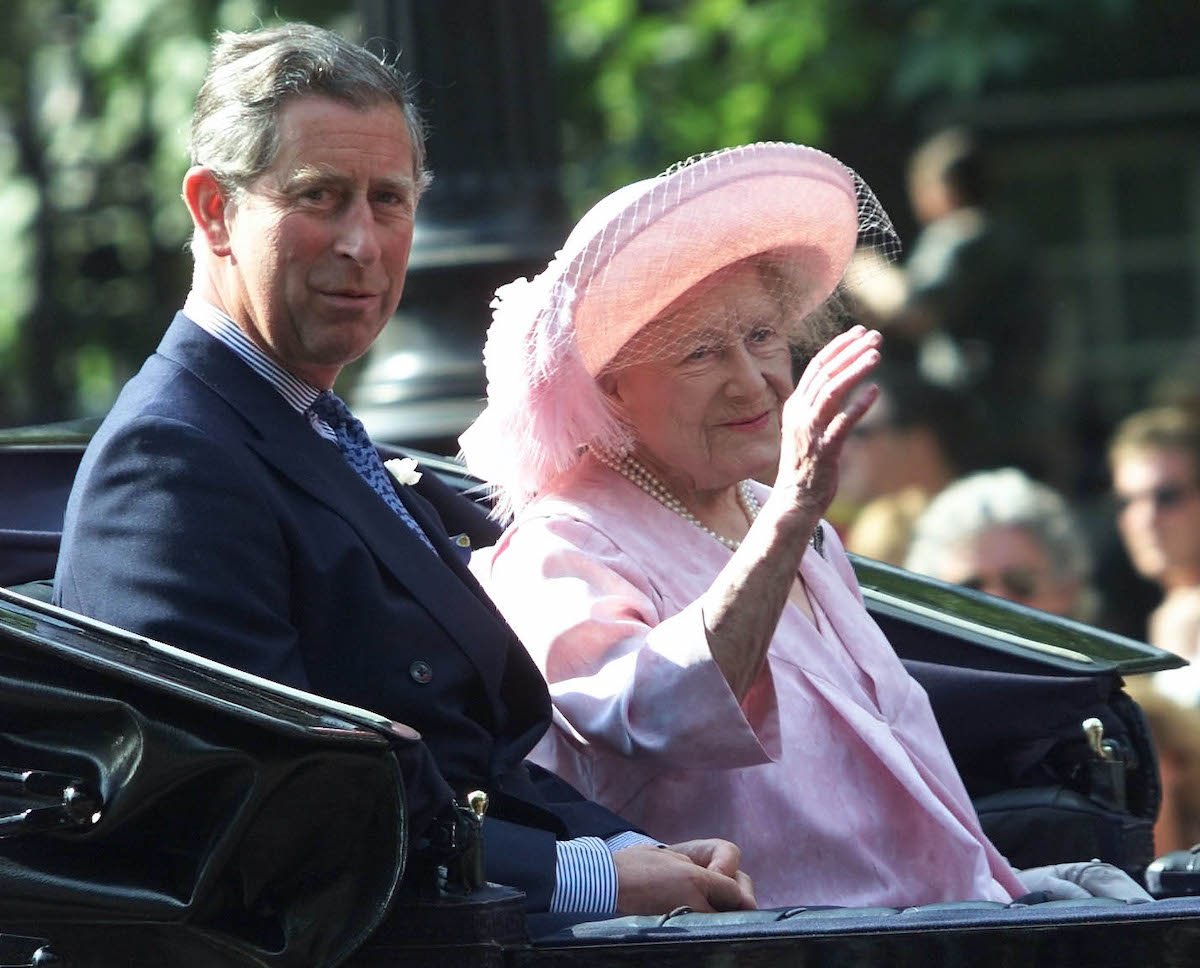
[460,144,1146,909]
[904,467,1099,622]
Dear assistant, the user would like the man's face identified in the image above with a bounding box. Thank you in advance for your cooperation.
[1113,446,1200,590]
[220,96,418,388]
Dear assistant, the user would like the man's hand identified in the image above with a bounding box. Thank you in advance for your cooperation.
[668,838,744,878]
[613,840,756,915]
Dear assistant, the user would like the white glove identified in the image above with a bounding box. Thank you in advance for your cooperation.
[1015,861,1152,902]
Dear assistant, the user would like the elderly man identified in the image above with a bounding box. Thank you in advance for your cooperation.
[53,22,752,916]
[1110,405,1200,692]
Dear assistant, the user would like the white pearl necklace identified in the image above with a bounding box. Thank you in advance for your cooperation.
[595,452,759,550]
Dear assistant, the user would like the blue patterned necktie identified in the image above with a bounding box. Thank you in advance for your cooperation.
[309,391,435,551]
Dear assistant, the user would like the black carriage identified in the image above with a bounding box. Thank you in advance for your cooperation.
[1,426,1198,967]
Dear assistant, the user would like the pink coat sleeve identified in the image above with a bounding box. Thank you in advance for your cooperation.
[473,513,778,769]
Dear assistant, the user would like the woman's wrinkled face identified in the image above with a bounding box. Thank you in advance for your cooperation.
[604,262,795,494]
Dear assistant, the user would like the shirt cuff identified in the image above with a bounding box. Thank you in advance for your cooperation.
[605,830,661,852]
[551,836,618,913]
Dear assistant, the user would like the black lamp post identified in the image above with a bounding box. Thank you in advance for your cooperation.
[351,0,567,451]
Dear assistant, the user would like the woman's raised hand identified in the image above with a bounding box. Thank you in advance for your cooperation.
[775,325,882,519]
[700,325,882,699]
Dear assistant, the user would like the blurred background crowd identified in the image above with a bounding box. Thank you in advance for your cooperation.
[2,0,1200,847]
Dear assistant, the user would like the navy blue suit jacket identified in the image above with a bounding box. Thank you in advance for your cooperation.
[54,313,633,910]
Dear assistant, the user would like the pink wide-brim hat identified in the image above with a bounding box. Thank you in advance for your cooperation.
[460,142,874,520]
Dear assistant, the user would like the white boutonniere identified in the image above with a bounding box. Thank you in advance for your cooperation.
[384,457,423,486]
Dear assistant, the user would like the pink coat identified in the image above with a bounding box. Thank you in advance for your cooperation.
[472,456,1025,908]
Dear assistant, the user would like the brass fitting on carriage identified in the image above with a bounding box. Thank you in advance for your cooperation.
[1082,718,1127,812]
[419,789,489,898]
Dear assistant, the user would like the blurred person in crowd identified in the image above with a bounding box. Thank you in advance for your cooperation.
[1083,507,1161,641]
[834,363,983,557]
[883,128,1049,476]
[904,468,1098,623]
[1109,405,1200,704]
[844,485,930,567]
[1065,335,1200,637]
[1125,680,1200,855]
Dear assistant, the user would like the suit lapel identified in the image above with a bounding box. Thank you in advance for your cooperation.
[401,480,509,618]
[155,314,511,699]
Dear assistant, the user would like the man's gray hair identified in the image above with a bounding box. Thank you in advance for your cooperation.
[189,22,428,195]
[904,467,1097,620]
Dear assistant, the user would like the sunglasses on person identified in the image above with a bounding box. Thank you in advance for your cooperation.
[959,568,1041,601]
[1114,482,1199,514]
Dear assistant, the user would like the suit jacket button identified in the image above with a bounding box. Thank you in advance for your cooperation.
[409,660,434,685]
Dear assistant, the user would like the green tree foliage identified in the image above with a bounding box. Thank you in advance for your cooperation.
[0,0,342,424]
[4,0,1189,424]
[552,0,882,199]
[549,0,1151,205]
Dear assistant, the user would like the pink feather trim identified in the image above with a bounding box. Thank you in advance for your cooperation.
[460,270,631,521]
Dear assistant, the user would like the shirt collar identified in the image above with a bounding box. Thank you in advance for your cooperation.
[183,292,323,416]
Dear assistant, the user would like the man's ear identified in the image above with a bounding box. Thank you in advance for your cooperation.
[182,166,234,257]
